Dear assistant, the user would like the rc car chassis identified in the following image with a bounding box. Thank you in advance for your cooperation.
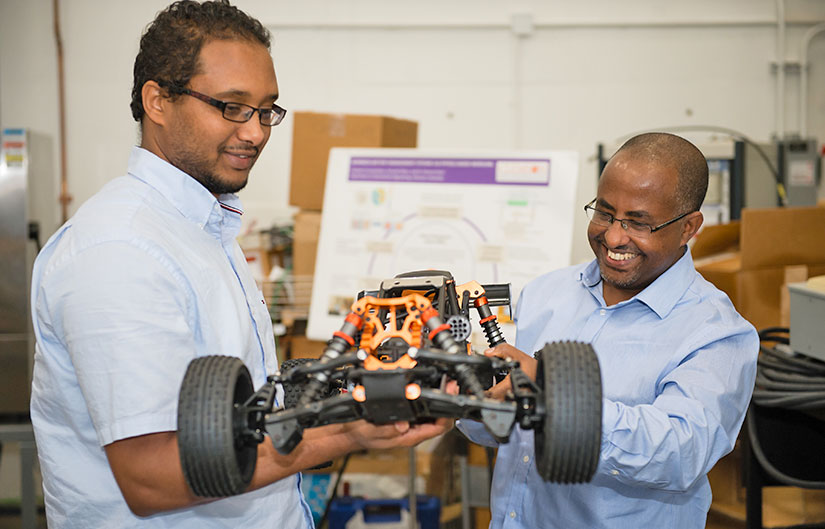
[177,270,603,497]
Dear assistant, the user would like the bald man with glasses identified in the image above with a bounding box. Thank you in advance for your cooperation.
[458,132,759,529]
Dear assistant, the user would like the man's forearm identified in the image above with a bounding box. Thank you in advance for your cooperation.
[247,424,359,492]
[105,426,352,517]
[105,431,211,517]
[106,419,451,516]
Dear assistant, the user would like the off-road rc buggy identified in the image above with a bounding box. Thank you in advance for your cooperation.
[177,270,603,497]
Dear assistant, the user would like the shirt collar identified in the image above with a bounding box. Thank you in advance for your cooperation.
[126,146,243,241]
[579,246,696,318]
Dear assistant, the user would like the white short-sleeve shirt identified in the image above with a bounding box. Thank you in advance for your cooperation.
[30,147,312,528]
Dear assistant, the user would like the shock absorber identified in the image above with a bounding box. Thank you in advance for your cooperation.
[296,311,363,408]
[421,306,486,398]
[421,306,461,354]
[271,312,364,455]
[475,296,505,347]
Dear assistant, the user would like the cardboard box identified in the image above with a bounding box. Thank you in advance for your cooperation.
[293,210,322,277]
[285,334,328,360]
[289,112,418,210]
[694,206,825,331]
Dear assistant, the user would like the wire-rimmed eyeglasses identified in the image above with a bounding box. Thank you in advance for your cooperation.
[583,199,691,239]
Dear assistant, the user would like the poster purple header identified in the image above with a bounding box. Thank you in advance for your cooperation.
[348,156,551,186]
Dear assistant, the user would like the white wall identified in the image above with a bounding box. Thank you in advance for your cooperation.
[2,0,825,263]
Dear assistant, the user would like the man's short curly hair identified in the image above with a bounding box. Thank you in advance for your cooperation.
[130,0,271,122]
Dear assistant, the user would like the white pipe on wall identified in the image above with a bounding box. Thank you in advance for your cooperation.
[799,22,825,137]
[509,14,533,150]
[776,0,786,140]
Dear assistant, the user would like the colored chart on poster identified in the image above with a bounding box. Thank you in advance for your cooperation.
[306,148,579,343]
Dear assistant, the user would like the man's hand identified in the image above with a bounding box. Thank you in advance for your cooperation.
[484,343,537,400]
[342,380,458,450]
[105,382,458,516]
[343,418,453,451]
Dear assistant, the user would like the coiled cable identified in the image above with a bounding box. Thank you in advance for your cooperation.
[752,327,825,410]
[748,326,825,489]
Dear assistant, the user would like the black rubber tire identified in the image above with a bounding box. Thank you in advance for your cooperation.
[177,355,257,497]
[279,357,337,469]
[534,341,602,483]
[280,357,339,409]
[280,358,316,409]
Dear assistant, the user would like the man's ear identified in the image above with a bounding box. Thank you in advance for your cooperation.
[141,80,170,127]
[680,211,704,246]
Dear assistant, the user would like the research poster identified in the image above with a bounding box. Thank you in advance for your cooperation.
[306,148,579,344]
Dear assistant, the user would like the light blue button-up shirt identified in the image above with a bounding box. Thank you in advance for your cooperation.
[30,147,312,528]
[459,249,758,529]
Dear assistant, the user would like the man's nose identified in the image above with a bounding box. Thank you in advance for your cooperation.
[603,219,631,246]
[237,114,267,145]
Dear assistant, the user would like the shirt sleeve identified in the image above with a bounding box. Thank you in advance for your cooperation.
[455,419,501,448]
[598,323,759,492]
[41,239,196,446]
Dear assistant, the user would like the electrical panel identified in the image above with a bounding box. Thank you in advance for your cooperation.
[779,138,821,208]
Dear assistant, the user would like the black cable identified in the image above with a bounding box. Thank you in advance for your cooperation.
[756,373,825,391]
[28,221,42,253]
[752,327,825,411]
[759,326,791,344]
[759,352,825,376]
[318,452,351,529]
[747,326,825,501]
[746,412,825,489]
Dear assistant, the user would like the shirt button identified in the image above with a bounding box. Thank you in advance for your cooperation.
[599,309,606,316]
[611,470,619,476]
[510,511,516,519]
[522,455,529,463]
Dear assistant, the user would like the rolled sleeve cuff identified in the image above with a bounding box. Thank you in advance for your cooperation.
[97,411,178,446]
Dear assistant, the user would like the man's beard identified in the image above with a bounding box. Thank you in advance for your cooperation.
[192,168,248,195]
[172,153,251,195]
[599,269,641,290]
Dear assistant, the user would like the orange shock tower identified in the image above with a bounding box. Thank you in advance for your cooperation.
[351,294,431,355]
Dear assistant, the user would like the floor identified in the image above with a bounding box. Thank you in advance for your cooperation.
[0,509,746,529]
[0,511,46,529]
[707,510,747,529]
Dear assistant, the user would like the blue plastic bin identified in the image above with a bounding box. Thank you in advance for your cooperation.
[327,495,440,529]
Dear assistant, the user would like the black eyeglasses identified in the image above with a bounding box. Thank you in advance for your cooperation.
[583,199,691,239]
[160,82,286,126]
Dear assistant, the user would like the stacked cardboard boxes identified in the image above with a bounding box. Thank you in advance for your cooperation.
[287,112,418,359]
[694,206,825,330]
[694,205,825,524]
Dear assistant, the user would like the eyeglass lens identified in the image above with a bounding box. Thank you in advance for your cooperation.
[222,104,282,125]
[586,208,652,238]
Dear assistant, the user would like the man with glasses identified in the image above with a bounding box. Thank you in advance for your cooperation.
[29,2,450,528]
[459,132,758,528]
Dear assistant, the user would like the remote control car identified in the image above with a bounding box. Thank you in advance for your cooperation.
[177,270,603,497]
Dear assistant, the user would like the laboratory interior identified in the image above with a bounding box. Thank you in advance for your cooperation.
[1,1,825,528]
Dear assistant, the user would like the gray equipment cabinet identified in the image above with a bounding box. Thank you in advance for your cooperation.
[0,128,55,419]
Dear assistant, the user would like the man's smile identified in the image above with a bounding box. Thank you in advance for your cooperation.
[606,248,638,263]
